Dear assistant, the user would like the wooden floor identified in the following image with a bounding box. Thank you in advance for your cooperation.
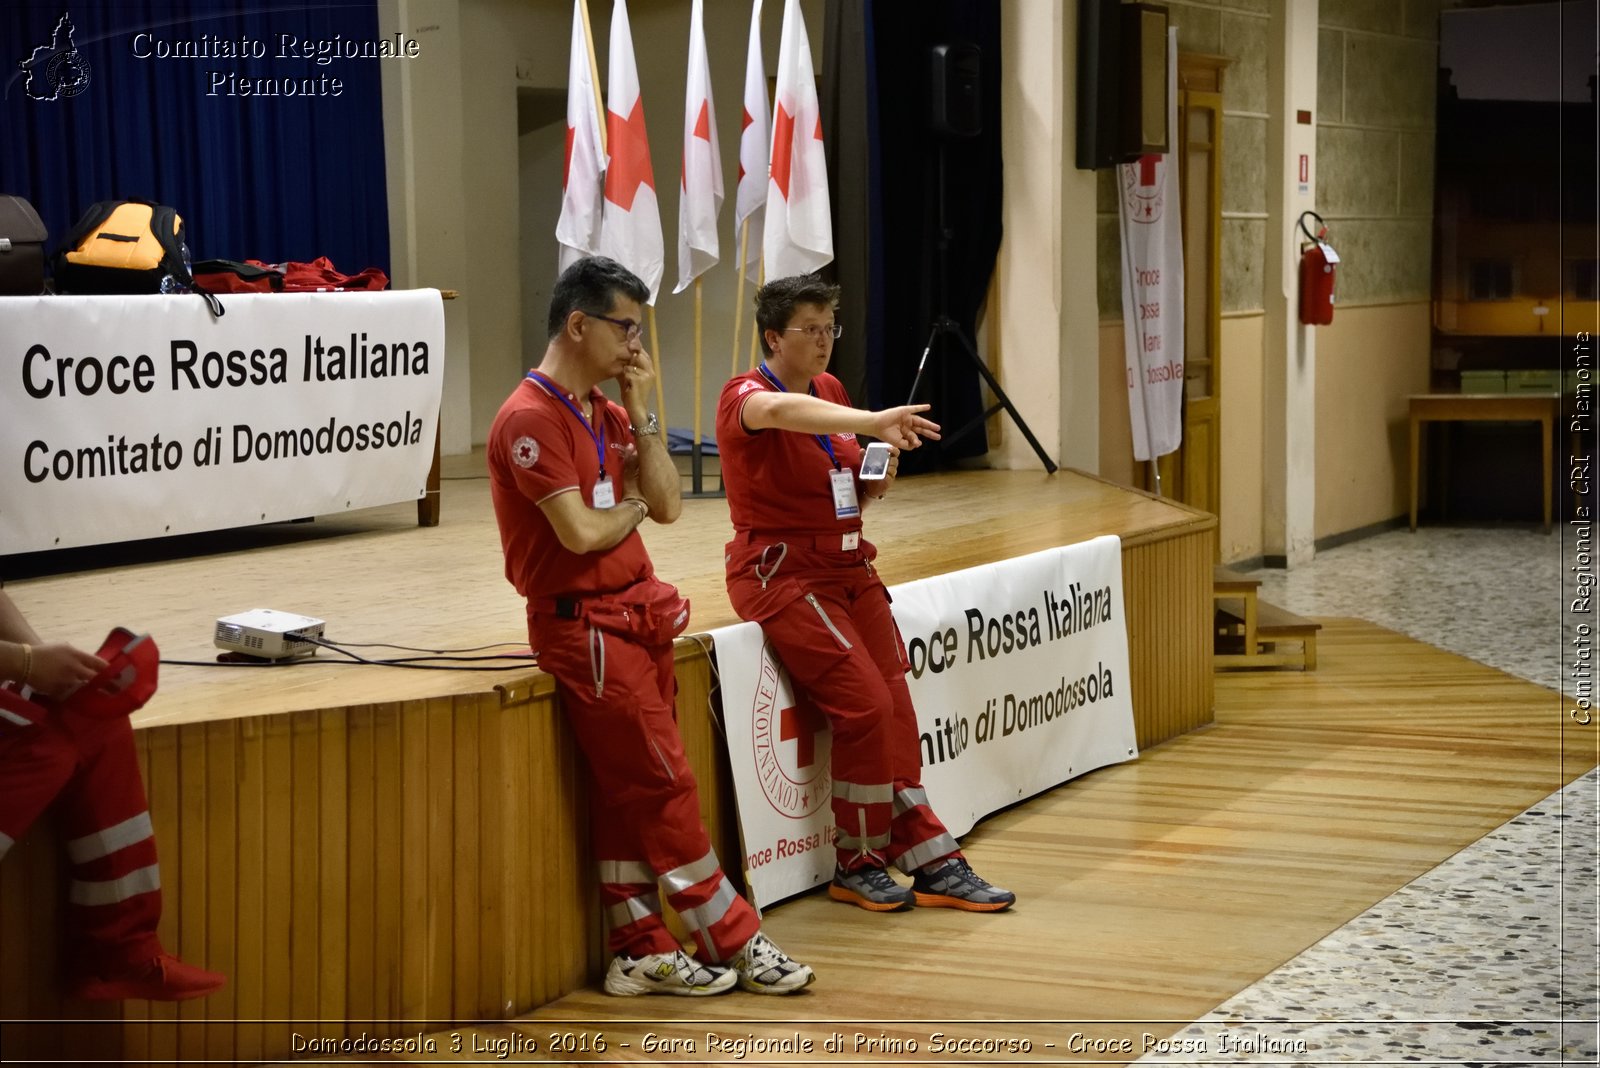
[3,452,1203,730]
[264,617,1594,1065]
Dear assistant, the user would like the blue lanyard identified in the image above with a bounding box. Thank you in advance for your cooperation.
[526,371,608,476]
[756,363,840,470]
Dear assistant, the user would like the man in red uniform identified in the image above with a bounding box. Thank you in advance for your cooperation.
[488,256,812,996]
[715,275,1016,914]
[0,587,227,1001]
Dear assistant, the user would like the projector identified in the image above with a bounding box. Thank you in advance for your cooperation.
[214,609,325,660]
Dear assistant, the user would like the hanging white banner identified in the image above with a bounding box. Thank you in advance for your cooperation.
[1118,28,1185,463]
[0,291,445,553]
[711,535,1137,909]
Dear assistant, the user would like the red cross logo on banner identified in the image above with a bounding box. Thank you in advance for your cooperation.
[779,701,827,769]
[1138,154,1159,190]
[1121,153,1165,224]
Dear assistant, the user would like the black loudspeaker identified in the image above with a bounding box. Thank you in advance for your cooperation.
[1076,0,1169,169]
[929,42,981,139]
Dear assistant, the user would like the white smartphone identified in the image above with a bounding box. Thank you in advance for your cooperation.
[859,441,892,480]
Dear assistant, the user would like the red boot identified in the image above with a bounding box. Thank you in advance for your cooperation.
[70,952,226,1001]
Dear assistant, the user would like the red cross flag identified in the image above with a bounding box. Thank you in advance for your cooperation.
[762,0,832,280]
[735,0,769,284]
[556,0,606,272]
[599,0,664,303]
[673,0,723,294]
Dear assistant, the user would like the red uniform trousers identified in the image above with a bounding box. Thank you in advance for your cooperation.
[531,612,759,963]
[0,708,163,970]
[726,539,961,874]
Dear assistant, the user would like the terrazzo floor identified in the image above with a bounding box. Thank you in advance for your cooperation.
[1141,525,1597,1064]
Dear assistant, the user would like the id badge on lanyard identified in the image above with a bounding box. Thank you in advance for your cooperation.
[526,371,618,513]
[831,467,860,519]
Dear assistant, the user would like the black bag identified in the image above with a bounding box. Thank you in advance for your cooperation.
[53,198,222,314]
[0,195,47,295]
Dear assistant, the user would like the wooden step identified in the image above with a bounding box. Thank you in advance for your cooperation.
[1253,600,1321,638]
[1212,564,1261,595]
[1214,598,1320,671]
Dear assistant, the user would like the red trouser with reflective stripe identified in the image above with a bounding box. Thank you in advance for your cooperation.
[0,711,162,969]
[531,612,759,963]
[726,542,960,873]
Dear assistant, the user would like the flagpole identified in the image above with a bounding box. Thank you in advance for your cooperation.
[648,305,667,435]
[748,257,765,370]
[578,0,606,154]
[731,219,750,380]
[691,277,707,493]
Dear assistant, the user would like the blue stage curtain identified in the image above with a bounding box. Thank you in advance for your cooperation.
[1,1,389,275]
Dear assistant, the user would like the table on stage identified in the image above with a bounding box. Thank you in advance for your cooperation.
[1407,392,1559,534]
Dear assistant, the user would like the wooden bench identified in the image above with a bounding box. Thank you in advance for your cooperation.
[1213,566,1320,670]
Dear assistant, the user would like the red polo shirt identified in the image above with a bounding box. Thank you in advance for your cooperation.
[715,368,866,537]
[488,375,651,599]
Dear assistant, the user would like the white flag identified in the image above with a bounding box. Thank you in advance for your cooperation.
[556,0,607,272]
[599,0,664,303]
[735,0,769,284]
[673,0,723,294]
[762,0,832,280]
[1117,28,1184,462]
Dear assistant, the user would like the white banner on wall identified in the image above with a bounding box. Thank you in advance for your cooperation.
[711,535,1137,908]
[0,291,445,553]
[1118,27,1185,463]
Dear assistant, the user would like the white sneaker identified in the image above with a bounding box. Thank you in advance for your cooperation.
[603,949,735,996]
[730,932,815,994]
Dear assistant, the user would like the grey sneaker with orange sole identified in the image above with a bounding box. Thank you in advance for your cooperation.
[912,856,1016,912]
[828,864,915,912]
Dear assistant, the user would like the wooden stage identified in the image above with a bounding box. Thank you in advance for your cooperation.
[0,455,1217,1065]
[3,453,1212,731]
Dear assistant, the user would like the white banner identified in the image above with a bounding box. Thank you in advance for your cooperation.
[0,291,445,553]
[711,536,1137,908]
[1118,28,1184,463]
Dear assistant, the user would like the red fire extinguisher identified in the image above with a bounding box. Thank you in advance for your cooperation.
[1297,211,1338,326]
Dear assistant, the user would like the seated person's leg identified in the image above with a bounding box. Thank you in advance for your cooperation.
[54,717,225,1000]
[852,587,1017,913]
[758,591,914,912]
[0,718,78,862]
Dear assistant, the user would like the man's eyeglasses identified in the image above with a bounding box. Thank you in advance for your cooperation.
[590,313,642,342]
[784,323,843,341]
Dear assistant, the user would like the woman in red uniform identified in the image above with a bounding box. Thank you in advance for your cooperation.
[715,275,1016,914]
[0,587,227,1000]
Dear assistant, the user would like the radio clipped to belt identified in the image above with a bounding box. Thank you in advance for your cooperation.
[1297,211,1339,326]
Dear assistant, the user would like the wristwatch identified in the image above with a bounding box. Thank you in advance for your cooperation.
[630,412,661,437]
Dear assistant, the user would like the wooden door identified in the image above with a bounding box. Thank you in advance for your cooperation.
[1155,57,1225,545]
